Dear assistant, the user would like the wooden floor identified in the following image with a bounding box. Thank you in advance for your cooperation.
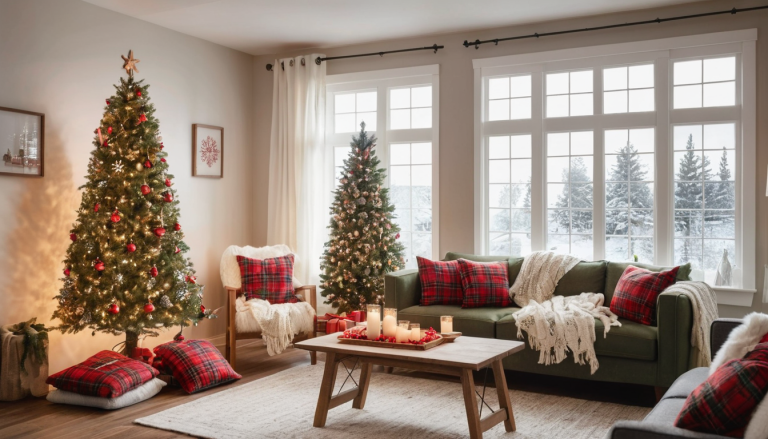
[0,341,655,439]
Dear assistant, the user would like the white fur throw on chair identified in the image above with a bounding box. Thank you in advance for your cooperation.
[219,244,303,289]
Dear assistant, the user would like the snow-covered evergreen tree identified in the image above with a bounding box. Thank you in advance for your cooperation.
[551,157,593,234]
[674,134,711,263]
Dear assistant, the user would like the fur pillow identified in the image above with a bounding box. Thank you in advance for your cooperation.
[220,244,302,289]
[710,312,768,374]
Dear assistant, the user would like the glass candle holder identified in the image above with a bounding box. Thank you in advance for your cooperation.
[366,304,381,338]
[382,308,397,337]
[440,315,454,334]
[409,323,421,342]
[396,320,410,343]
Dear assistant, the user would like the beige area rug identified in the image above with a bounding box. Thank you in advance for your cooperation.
[135,363,649,439]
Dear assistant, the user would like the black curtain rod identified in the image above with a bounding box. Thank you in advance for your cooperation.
[266,44,443,71]
[463,5,768,49]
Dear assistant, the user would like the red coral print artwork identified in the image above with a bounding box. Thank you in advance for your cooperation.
[199,136,220,168]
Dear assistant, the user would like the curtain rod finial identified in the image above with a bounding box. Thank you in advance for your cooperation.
[266,63,273,71]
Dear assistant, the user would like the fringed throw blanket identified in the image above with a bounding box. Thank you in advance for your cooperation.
[235,298,315,356]
[509,251,581,307]
[663,281,718,367]
[515,293,620,374]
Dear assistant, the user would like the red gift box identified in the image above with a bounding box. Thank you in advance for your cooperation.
[316,313,356,333]
[347,310,366,323]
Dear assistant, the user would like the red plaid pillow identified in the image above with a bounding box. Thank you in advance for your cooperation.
[675,343,768,437]
[153,340,241,394]
[46,350,158,398]
[457,259,510,308]
[417,257,463,306]
[237,254,296,303]
[609,265,679,325]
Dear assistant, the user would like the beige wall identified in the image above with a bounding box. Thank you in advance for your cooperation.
[0,0,254,372]
[252,0,768,318]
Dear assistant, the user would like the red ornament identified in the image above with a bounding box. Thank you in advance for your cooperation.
[126,242,136,253]
[94,203,100,212]
[395,233,400,239]
[164,178,172,187]
[70,233,77,242]
[143,302,154,313]
[174,246,181,254]
[140,184,151,195]
[144,160,152,168]
[163,193,173,203]
[160,158,166,163]
[160,143,164,150]
[63,267,70,277]
[186,275,197,284]
[94,260,105,271]
[107,126,113,134]
[154,227,166,237]
[136,89,142,97]
[200,304,206,313]
[174,333,185,342]
[102,141,108,147]
[106,99,110,105]
[173,223,181,231]
[110,210,121,223]
[108,303,119,315]
[150,266,158,277]
[138,114,147,123]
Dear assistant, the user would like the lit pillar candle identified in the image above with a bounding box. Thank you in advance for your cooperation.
[382,308,397,338]
[396,320,410,343]
[366,305,381,339]
[409,323,421,342]
[440,315,453,334]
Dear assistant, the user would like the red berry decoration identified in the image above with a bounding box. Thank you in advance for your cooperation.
[174,223,181,231]
[150,266,158,277]
[160,158,166,163]
[163,192,173,203]
[70,233,77,242]
[106,99,110,105]
[136,89,142,97]
[154,227,166,237]
[140,184,151,195]
[107,126,113,134]
[94,260,105,271]
[200,305,206,313]
[63,267,70,277]
[186,275,197,284]
[110,210,121,223]
[174,246,181,254]
[108,303,120,315]
[174,333,185,342]
[126,242,136,253]
[164,178,171,187]
[144,160,152,169]
[395,233,400,240]
[94,203,100,212]
[160,142,164,150]
[102,141,108,147]
[138,114,147,123]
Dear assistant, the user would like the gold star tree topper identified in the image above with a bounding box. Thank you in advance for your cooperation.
[121,50,140,75]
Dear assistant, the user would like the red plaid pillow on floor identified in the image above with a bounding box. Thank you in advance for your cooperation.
[675,343,768,437]
[237,254,296,303]
[417,257,463,306]
[456,259,510,308]
[46,350,159,398]
[153,339,241,394]
[609,265,679,325]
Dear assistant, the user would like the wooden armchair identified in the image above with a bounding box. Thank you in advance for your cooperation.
[225,285,317,370]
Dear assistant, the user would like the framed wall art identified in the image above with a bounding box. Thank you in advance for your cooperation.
[0,106,44,177]
[192,123,223,178]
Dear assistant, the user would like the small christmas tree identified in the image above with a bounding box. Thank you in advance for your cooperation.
[52,51,212,354]
[320,123,406,313]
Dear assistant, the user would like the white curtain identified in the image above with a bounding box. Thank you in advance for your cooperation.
[267,55,331,291]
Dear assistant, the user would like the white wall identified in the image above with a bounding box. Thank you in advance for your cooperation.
[0,0,254,373]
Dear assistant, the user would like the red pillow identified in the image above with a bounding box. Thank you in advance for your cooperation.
[46,350,159,398]
[153,340,241,394]
[610,265,679,325]
[237,254,296,303]
[675,343,768,437]
[760,332,768,344]
[417,257,463,306]
[456,259,510,308]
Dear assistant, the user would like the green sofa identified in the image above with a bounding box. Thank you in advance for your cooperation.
[383,252,696,388]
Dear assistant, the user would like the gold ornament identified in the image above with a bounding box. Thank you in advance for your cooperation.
[121,50,140,75]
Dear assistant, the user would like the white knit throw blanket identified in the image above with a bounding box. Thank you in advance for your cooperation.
[509,251,581,307]
[662,281,719,367]
[235,298,315,356]
[515,293,621,374]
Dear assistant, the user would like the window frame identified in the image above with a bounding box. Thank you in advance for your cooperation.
[326,65,441,265]
[473,30,757,306]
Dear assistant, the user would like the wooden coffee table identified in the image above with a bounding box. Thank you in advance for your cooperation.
[295,333,524,439]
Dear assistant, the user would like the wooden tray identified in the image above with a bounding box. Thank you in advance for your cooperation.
[337,335,446,351]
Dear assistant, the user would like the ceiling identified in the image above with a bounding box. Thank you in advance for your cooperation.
[83,0,710,56]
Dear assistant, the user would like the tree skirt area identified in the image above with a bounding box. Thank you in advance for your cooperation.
[135,363,649,439]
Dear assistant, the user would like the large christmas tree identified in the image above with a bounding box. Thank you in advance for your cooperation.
[320,124,406,313]
[53,51,210,354]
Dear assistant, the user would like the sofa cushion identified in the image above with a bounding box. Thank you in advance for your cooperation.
[662,367,709,401]
[398,305,519,338]
[496,313,658,361]
[605,261,691,303]
[237,254,296,303]
[610,265,680,326]
[416,257,463,306]
[457,259,511,308]
[553,261,607,297]
[645,397,687,425]
[443,252,524,286]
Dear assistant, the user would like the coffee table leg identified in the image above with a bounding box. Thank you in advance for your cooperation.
[313,352,339,427]
[460,368,483,439]
[352,362,373,409]
[492,359,516,432]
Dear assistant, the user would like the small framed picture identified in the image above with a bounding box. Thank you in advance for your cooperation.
[192,124,223,178]
[1,106,44,177]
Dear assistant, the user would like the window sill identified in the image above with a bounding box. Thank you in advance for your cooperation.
[711,286,756,307]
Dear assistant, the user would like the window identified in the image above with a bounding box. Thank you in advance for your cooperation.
[326,65,440,269]
[474,30,756,294]
[546,70,593,117]
[673,57,736,109]
[547,131,594,260]
[603,64,654,113]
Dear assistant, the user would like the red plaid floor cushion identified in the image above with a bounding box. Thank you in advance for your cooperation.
[675,343,768,437]
[457,259,511,308]
[609,265,679,325]
[237,254,296,303]
[417,257,463,306]
[153,339,241,394]
[46,350,158,398]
